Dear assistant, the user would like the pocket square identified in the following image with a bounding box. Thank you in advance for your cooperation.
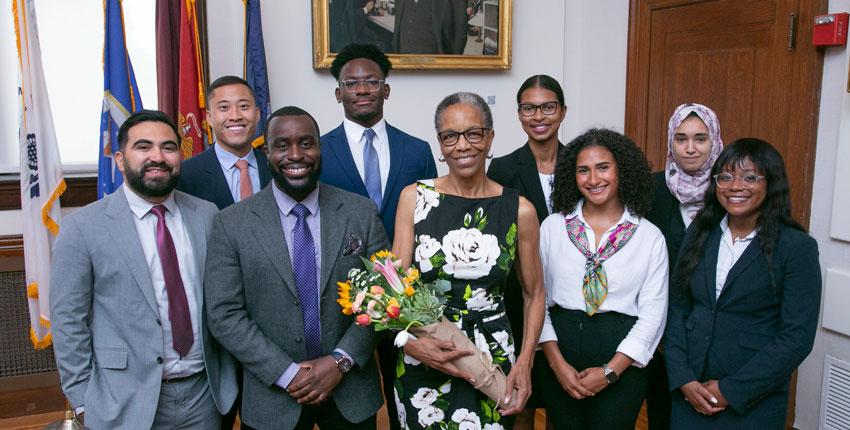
[342,233,364,256]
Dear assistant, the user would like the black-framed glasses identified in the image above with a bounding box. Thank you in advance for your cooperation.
[338,79,385,92]
[437,127,489,146]
[713,173,765,189]
[518,101,560,117]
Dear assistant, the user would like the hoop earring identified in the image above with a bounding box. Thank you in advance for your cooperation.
[487,151,494,159]
[438,154,445,162]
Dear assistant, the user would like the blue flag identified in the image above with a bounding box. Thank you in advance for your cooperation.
[98,0,143,198]
[244,0,270,146]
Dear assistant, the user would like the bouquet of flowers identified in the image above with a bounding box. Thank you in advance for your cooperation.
[337,250,512,408]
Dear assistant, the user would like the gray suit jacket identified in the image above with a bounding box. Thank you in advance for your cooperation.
[205,183,389,429]
[49,187,237,430]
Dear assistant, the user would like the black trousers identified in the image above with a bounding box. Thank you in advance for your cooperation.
[293,402,377,430]
[645,350,671,429]
[376,337,401,430]
[539,307,648,430]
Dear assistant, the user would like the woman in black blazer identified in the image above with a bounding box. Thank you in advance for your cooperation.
[645,103,723,429]
[487,74,566,429]
[664,138,821,429]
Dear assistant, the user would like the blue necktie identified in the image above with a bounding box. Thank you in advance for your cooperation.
[363,128,382,209]
[291,204,321,360]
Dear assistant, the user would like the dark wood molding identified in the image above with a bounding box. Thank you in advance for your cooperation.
[0,176,97,211]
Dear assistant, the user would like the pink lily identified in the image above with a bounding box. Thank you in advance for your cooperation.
[372,257,406,295]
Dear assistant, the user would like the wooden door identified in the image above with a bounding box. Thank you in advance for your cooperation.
[625,0,826,226]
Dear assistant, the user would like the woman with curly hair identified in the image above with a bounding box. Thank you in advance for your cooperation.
[663,138,821,429]
[537,128,669,429]
[644,103,724,429]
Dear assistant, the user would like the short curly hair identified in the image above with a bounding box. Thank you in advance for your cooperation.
[551,128,653,217]
[330,43,392,80]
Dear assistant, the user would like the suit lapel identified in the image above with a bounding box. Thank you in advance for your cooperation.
[203,148,235,208]
[719,236,762,300]
[382,124,406,214]
[249,188,299,298]
[103,188,159,315]
[175,192,206,311]
[254,147,272,188]
[325,124,369,197]
[318,184,349,296]
[515,144,549,220]
[702,227,722,307]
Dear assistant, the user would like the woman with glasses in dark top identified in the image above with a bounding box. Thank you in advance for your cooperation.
[487,74,567,429]
[392,92,546,429]
[664,138,821,429]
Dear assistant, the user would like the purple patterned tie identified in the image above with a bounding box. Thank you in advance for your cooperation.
[291,204,321,359]
[150,205,193,356]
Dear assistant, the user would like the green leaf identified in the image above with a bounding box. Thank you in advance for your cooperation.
[434,279,451,294]
[505,223,517,247]
[481,400,493,420]
[433,398,449,410]
[396,356,405,378]
[464,213,472,227]
[360,256,375,271]
[477,215,488,231]
[463,285,472,300]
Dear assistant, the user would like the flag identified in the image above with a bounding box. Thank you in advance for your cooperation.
[155,0,180,123]
[14,0,66,349]
[98,0,143,198]
[244,0,270,147]
[177,0,209,159]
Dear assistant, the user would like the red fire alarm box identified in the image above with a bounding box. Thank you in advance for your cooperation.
[813,13,848,46]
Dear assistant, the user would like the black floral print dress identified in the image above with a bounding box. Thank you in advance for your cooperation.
[394,180,519,430]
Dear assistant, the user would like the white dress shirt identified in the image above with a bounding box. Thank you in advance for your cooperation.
[343,118,391,196]
[123,184,204,378]
[715,215,758,299]
[538,200,669,367]
[214,143,262,203]
[538,172,554,214]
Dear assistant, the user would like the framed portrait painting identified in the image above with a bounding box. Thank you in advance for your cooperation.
[312,0,512,70]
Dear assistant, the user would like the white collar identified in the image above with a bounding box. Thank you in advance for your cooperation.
[123,183,177,220]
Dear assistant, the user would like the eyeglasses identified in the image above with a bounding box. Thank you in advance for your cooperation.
[518,101,560,117]
[713,173,765,189]
[437,127,489,146]
[338,79,385,92]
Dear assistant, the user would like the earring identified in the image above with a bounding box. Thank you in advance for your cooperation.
[487,151,494,159]
[438,154,446,162]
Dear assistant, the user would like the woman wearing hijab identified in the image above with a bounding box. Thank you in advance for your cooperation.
[644,103,723,429]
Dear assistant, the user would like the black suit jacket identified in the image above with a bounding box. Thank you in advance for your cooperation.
[646,171,687,272]
[664,223,821,422]
[486,142,564,342]
[176,146,272,210]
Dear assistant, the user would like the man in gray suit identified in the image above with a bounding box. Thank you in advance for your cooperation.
[50,110,237,429]
[205,106,388,429]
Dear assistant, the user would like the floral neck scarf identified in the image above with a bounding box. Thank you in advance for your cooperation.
[665,103,724,218]
[564,215,638,315]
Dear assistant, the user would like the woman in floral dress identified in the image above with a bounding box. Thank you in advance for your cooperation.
[391,92,546,429]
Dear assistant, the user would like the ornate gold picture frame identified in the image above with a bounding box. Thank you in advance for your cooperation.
[312,0,512,70]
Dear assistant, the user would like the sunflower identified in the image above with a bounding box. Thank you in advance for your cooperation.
[337,281,354,315]
[370,249,395,262]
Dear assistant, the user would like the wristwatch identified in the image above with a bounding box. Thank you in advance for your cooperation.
[603,363,619,384]
[331,351,352,374]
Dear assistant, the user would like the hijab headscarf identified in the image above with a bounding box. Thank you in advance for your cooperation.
[665,103,723,218]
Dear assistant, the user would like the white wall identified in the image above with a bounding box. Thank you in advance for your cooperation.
[205,0,629,176]
[793,1,850,428]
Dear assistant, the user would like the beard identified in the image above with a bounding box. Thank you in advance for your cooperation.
[270,158,323,198]
[122,159,179,199]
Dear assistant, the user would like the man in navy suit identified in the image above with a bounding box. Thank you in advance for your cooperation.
[319,43,436,429]
[177,76,271,210]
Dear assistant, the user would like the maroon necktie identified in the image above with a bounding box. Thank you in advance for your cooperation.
[150,205,193,356]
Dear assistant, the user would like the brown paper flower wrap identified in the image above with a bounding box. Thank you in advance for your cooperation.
[336,251,515,409]
[409,316,515,409]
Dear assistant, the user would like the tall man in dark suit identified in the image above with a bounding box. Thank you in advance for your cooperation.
[319,43,436,428]
[205,106,389,429]
[50,110,237,429]
[177,76,271,210]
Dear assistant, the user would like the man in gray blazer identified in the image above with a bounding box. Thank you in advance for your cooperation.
[50,110,237,429]
[205,106,388,429]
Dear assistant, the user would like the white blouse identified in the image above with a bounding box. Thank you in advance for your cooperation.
[715,215,758,299]
[538,200,669,368]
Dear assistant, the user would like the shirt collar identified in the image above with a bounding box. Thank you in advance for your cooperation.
[719,214,758,241]
[272,183,320,217]
[565,199,640,230]
[123,183,177,220]
[343,117,387,145]
[214,142,258,170]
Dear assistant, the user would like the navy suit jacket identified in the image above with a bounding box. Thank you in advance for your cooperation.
[176,146,272,210]
[319,122,437,242]
[664,223,821,420]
